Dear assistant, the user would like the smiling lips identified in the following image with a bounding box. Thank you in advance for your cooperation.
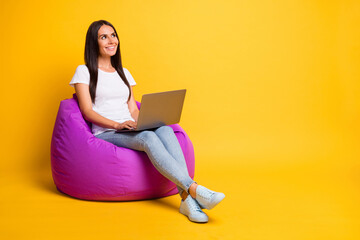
[106,46,116,51]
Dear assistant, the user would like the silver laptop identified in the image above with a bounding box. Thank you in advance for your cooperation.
[116,89,186,132]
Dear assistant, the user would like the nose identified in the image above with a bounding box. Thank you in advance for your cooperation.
[108,37,117,45]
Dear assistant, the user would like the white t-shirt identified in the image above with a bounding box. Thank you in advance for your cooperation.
[69,65,136,136]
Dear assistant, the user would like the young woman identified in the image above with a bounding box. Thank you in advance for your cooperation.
[69,20,225,223]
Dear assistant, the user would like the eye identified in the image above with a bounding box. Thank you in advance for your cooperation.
[111,33,116,37]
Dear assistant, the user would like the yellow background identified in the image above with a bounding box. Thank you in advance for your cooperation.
[1,0,359,239]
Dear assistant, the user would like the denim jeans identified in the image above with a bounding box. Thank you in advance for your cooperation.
[95,125,195,197]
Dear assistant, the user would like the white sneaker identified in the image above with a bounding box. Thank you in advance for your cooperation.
[179,195,209,223]
[195,185,225,210]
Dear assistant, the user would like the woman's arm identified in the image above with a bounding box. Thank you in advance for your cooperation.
[74,83,136,130]
[127,86,139,122]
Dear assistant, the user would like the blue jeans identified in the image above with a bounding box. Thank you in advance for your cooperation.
[95,126,195,197]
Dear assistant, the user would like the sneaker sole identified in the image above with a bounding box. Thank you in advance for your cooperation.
[179,208,208,223]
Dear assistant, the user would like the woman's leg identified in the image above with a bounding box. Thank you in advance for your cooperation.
[153,126,192,197]
[96,130,195,194]
[97,129,224,222]
[150,127,225,209]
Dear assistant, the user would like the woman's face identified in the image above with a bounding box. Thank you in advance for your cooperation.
[97,25,119,58]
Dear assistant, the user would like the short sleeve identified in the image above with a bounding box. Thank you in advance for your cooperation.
[123,68,136,86]
[69,65,90,87]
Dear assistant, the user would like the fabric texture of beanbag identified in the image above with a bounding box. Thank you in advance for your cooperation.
[51,94,195,201]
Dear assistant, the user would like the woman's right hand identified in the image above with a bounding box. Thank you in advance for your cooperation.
[114,120,137,130]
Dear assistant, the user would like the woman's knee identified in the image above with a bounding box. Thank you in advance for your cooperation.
[156,125,174,136]
[138,130,159,143]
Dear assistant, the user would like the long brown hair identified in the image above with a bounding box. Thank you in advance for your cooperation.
[84,20,131,103]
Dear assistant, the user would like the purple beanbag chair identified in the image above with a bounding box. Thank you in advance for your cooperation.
[51,94,195,201]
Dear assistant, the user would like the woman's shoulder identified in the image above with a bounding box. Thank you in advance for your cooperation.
[70,65,90,86]
[122,67,136,85]
[123,67,130,74]
[73,64,90,78]
[76,64,89,73]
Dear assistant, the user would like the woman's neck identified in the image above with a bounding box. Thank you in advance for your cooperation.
[98,56,113,69]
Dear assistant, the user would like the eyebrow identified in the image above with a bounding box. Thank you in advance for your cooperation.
[98,32,116,38]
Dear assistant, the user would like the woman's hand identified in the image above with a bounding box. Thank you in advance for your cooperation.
[114,120,137,130]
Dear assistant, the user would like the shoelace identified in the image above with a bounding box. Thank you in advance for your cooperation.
[188,198,203,213]
[199,188,215,201]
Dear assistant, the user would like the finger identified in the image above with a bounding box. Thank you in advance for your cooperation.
[125,124,134,129]
[126,121,135,127]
